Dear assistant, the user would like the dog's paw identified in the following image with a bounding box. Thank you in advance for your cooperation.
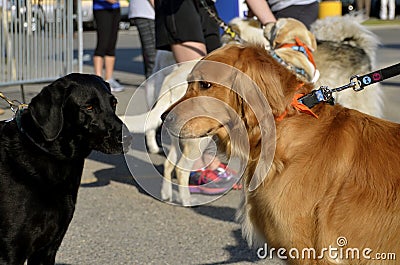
[178,186,192,207]
[160,181,173,202]
[147,145,161,154]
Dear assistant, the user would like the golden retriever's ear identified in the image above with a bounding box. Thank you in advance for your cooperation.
[231,51,294,119]
[231,68,269,127]
[229,65,277,192]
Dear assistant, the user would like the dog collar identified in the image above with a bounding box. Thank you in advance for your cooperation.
[14,105,27,132]
[15,107,54,155]
[271,36,319,83]
[276,93,318,122]
[276,83,318,122]
[270,51,312,81]
[279,37,316,68]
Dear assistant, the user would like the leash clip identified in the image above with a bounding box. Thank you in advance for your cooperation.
[331,76,359,93]
[350,75,364,92]
[297,86,334,109]
[0,92,27,114]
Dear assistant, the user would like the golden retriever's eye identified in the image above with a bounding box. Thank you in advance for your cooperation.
[199,81,212,89]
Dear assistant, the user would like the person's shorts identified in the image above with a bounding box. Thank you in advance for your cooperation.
[274,2,319,29]
[155,0,221,53]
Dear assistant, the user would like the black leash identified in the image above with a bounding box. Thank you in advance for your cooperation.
[298,62,400,109]
[198,0,245,44]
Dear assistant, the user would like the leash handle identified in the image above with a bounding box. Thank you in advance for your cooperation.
[353,62,400,91]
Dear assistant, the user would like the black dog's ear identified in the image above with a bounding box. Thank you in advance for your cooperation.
[29,77,69,141]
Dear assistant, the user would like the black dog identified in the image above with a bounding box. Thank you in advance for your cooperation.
[0,73,131,264]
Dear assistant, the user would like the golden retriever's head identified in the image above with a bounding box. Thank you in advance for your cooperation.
[164,44,313,139]
[163,44,314,189]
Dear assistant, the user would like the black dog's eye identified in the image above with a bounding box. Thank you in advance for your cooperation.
[111,99,118,109]
[199,81,212,89]
[86,105,94,111]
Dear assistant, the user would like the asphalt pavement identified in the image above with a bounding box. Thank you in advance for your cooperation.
[0,23,399,265]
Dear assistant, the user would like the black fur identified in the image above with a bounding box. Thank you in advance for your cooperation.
[0,73,131,265]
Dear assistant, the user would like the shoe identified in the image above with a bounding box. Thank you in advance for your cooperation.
[189,163,241,195]
[214,163,242,190]
[106,78,124,92]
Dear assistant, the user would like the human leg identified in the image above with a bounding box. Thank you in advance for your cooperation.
[104,56,116,81]
[364,0,371,17]
[357,0,365,11]
[104,9,121,81]
[388,0,396,19]
[93,56,104,77]
[93,10,112,78]
[171,41,207,62]
[134,18,156,78]
[155,0,207,55]
[380,0,388,19]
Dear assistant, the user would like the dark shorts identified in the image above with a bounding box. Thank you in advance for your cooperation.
[274,2,319,29]
[155,0,221,53]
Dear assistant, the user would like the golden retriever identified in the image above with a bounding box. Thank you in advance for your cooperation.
[163,44,400,264]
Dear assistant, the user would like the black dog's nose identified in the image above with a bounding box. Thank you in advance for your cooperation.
[161,111,175,123]
[122,124,133,146]
[123,133,133,144]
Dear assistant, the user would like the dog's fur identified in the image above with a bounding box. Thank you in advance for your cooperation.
[0,73,131,264]
[125,15,383,205]
[164,44,400,264]
[230,15,383,117]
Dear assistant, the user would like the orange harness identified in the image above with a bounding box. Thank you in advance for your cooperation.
[279,36,316,68]
[275,83,318,122]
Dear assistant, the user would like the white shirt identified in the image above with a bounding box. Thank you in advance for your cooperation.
[129,0,155,20]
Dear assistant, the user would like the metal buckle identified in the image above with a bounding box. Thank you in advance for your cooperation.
[350,75,364,91]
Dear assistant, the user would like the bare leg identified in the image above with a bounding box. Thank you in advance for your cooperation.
[171,41,206,63]
[104,55,116,80]
[93,56,104,77]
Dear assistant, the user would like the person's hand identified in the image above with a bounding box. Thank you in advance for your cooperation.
[246,0,276,25]
[106,0,118,4]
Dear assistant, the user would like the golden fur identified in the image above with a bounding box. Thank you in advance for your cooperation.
[164,44,400,264]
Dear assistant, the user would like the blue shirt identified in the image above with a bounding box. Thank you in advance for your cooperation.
[93,0,120,10]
